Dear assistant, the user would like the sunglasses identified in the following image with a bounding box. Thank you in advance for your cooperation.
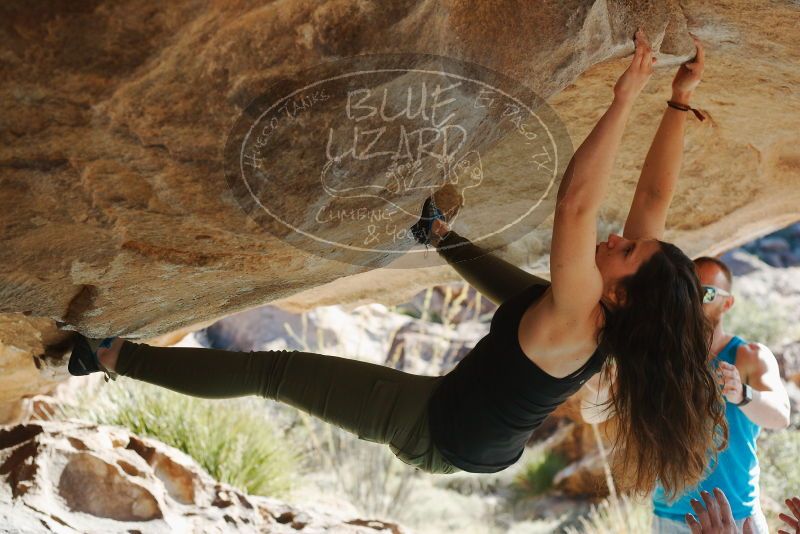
[702,285,732,304]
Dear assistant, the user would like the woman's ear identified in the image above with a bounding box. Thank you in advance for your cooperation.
[611,282,628,308]
[600,288,616,308]
[601,282,627,309]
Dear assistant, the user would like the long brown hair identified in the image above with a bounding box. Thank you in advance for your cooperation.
[597,241,728,500]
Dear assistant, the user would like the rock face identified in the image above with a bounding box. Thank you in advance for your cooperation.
[0,316,65,418]
[0,421,406,533]
[0,0,799,444]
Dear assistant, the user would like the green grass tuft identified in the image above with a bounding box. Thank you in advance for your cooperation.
[511,449,568,498]
[562,494,652,534]
[58,379,298,497]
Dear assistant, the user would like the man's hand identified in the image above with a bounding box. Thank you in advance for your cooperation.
[685,488,754,533]
[716,361,745,405]
[671,33,705,104]
[779,496,800,534]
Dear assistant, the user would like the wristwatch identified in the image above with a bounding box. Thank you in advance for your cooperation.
[735,383,753,406]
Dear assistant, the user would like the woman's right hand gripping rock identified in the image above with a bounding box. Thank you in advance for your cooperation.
[613,27,656,104]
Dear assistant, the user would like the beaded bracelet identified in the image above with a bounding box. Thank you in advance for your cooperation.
[667,100,706,121]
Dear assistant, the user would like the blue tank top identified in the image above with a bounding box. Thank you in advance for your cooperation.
[652,335,761,520]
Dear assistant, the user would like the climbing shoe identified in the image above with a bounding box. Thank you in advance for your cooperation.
[67,333,119,382]
[409,195,449,255]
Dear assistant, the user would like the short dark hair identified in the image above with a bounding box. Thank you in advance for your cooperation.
[693,256,733,289]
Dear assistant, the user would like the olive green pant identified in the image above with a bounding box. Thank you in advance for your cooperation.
[115,231,546,474]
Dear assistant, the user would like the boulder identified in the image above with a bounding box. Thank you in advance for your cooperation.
[0,420,408,533]
[758,237,791,253]
[762,253,785,268]
[0,315,75,421]
[719,250,767,277]
[2,0,800,408]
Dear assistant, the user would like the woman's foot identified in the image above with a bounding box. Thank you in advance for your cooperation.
[98,338,125,373]
[67,334,124,381]
[430,219,451,247]
[409,195,450,249]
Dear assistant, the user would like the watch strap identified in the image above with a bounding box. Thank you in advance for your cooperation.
[736,383,753,406]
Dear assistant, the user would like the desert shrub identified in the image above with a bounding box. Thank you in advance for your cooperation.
[58,379,297,497]
[279,315,422,519]
[562,493,652,534]
[757,429,800,532]
[511,449,568,498]
[388,283,492,325]
[289,410,419,519]
[724,296,796,346]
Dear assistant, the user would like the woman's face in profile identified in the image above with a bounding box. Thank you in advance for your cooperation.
[595,233,660,296]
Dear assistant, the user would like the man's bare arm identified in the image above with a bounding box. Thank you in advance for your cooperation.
[738,343,791,429]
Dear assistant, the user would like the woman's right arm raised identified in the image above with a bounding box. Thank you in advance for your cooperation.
[550,28,656,318]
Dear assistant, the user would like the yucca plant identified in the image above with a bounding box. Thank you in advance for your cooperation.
[57,379,298,497]
[562,493,652,534]
[511,449,568,498]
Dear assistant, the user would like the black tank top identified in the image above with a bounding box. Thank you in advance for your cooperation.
[427,282,609,473]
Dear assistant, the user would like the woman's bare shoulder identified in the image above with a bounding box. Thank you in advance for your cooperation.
[528,286,604,339]
[518,287,604,376]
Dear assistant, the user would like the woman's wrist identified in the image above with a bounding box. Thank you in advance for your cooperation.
[611,93,637,110]
[670,90,693,106]
[609,95,636,122]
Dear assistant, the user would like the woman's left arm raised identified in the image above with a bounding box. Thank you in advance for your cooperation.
[623,34,705,241]
[550,28,655,318]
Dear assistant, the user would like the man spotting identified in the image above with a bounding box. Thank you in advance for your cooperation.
[580,256,791,533]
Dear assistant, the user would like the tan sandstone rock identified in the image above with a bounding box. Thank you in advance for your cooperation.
[0,1,798,436]
[0,420,407,533]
